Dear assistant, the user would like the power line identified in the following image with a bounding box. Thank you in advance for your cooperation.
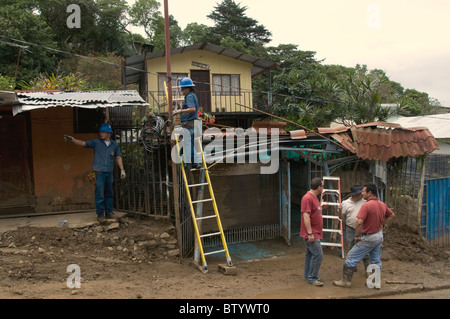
[0,34,333,105]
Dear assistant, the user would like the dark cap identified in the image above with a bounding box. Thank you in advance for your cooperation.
[350,185,363,196]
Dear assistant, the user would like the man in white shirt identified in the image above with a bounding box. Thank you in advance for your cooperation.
[339,185,365,250]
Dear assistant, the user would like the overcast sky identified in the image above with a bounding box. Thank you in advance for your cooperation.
[129,0,450,107]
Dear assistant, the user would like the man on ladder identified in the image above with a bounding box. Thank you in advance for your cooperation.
[172,77,201,169]
[171,77,233,274]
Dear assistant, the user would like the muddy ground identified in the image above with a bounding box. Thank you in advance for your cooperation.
[0,214,449,301]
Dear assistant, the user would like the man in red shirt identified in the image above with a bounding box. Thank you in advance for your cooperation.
[333,182,395,288]
[301,177,324,286]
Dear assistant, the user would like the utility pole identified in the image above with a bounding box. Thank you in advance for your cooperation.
[164,0,181,256]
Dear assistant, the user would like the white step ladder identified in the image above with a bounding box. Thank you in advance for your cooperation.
[320,176,345,258]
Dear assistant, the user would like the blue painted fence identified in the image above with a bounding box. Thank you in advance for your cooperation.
[422,178,450,246]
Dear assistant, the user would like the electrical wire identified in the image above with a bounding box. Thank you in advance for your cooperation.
[0,34,333,105]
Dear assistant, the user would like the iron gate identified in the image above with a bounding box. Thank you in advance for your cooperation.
[114,125,174,219]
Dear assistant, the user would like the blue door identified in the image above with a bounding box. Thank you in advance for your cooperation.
[422,178,450,245]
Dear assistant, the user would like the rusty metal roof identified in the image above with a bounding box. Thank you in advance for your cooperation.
[392,113,450,139]
[319,122,439,161]
[12,90,148,115]
[145,42,280,78]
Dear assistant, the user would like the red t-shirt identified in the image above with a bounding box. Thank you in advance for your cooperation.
[356,197,394,234]
[300,192,323,239]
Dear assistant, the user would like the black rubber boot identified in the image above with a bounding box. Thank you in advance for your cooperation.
[333,264,356,288]
[363,257,371,278]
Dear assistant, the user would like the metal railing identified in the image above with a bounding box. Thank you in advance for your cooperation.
[147,90,256,114]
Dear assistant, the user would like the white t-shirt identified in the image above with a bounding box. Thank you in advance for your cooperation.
[341,197,366,229]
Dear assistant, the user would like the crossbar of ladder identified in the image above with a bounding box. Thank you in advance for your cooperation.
[192,198,213,204]
[321,242,342,247]
[200,232,222,238]
[322,215,340,220]
[204,249,226,256]
[196,215,217,221]
[188,183,209,188]
[323,228,342,233]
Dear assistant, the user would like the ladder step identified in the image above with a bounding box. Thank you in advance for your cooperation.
[192,198,213,204]
[323,189,340,194]
[323,229,342,233]
[200,232,222,238]
[321,242,343,247]
[188,183,209,188]
[196,215,217,221]
[204,249,226,256]
[321,202,340,206]
[322,215,340,220]
[323,176,340,181]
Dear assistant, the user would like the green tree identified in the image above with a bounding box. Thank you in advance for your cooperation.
[20,73,89,91]
[129,0,161,42]
[0,74,16,90]
[207,0,271,47]
[182,23,211,46]
[0,0,58,84]
[151,14,183,51]
[334,68,391,125]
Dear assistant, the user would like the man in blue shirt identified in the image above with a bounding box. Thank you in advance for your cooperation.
[64,123,125,223]
[173,77,201,168]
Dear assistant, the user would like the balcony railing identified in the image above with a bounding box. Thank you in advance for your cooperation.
[147,90,257,115]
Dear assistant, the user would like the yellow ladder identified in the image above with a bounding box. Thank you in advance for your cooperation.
[320,176,345,258]
[173,131,233,273]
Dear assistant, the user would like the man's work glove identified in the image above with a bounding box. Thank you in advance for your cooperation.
[120,170,126,180]
[64,135,74,142]
[172,109,181,116]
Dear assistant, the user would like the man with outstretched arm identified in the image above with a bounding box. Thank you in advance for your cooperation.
[64,123,125,223]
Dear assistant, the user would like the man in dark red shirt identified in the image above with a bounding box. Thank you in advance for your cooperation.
[301,177,324,286]
[333,182,395,288]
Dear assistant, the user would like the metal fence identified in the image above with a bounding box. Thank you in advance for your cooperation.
[148,90,255,114]
[422,178,450,246]
[114,125,173,219]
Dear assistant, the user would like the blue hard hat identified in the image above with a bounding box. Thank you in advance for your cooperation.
[99,123,113,133]
[180,77,195,88]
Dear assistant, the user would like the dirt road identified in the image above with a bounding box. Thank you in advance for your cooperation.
[0,214,449,301]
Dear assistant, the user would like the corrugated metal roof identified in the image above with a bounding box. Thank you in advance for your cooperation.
[320,122,439,161]
[392,113,450,139]
[145,42,279,78]
[13,90,148,115]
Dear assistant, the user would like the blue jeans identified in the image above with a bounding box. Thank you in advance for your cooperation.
[95,172,114,216]
[345,230,383,268]
[345,226,356,251]
[303,238,323,283]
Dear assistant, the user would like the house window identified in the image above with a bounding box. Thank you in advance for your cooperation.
[212,74,240,96]
[73,108,104,133]
[158,73,188,95]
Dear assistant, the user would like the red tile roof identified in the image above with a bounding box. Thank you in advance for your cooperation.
[319,122,439,161]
